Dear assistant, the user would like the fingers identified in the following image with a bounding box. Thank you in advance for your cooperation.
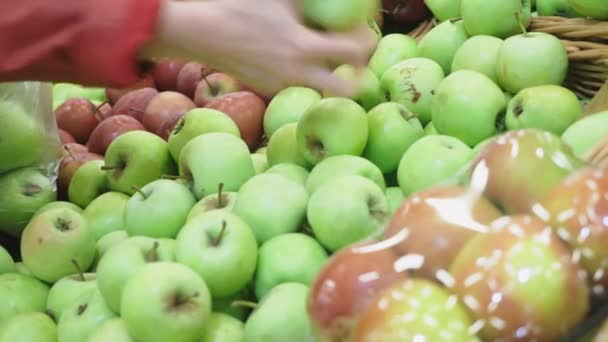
[304,24,376,68]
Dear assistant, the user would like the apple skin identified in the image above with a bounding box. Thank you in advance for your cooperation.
[470,129,585,214]
[0,168,56,237]
[0,101,45,174]
[327,65,386,111]
[296,98,369,165]
[68,160,109,208]
[142,91,196,140]
[266,123,312,169]
[419,19,469,75]
[233,173,309,244]
[91,230,129,270]
[179,132,255,199]
[461,0,532,38]
[432,70,506,147]
[368,33,419,79]
[0,273,50,324]
[0,246,15,275]
[263,87,321,139]
[176,210,258,299]
[57,288,117,342]
[568,0,608,19]
[251,153,268,174]
[176,62,212,99]
[506,85,582,135]
[385,187,404,215]
[451,35,504,83]
[45,272,97,322]
[301,0,377,31]
[83,192,129,240]
[496,32,568,94]
[194,72,242,107]
[212,288,255,322]
[168,108,241,162]
[308,241,407,341]
[58,151,104,199]
[186,191,238,222]
[153,59,185,91]
[265,163,310,186]
[449,215,589,341]
[363,102,425,173]
[105,75,156,105]
[97,236,176,314]
[308,175,389,252]
[124,179,196,239]
[397,135,473,195]
[104,130,176,196]
[380,58,445,125]
[424,122,437,135]
[88,318,134,342]
[352,278,479,342]
[562,111,608,159]
[55,98,100,144]
[0,312,57,342]
[86,115,147,155]
[537,0,575,16]
[110,87,158,122]
[120,262,212,342]
[59,129,76,144]
[200,313,245,342]
[306,155,386,194]
[255,233,328,299]
[424,0,461,21]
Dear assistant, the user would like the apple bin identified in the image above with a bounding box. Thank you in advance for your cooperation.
[3,0,608,341]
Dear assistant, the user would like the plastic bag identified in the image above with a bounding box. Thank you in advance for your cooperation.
[0,82,60,238]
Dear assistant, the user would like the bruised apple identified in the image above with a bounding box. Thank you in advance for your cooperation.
[87,115,146,155]
[111,88,158,122]
[194,73,241,107]
[142,91,196,140]
[55,98,100,144]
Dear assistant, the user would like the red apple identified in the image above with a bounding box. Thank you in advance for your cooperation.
[384,185,502,280]
[142,91,196,140]
[55,98,100,144]
[308,241,407,341]
[61,143,88,158]
[153,59,186,91]
[95,102,113,121]
[57,151,103,199]
[383,0,430,26]
[176,62,212,99]
[239,82,274,105]
[111,87,159,122]
[105,74,156,105]
[87,115,146,155]
[205,91,265,150]
[58,129,76,144]
[193,73,241,107]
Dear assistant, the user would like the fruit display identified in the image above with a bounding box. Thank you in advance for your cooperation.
[1,1,608,341]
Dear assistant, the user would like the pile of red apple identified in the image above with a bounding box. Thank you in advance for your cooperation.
[1,0,608,340]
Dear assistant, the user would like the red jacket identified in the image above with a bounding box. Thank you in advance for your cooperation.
[0,0,160,88]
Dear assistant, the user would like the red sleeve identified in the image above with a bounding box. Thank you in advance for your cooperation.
[0,0,161,88]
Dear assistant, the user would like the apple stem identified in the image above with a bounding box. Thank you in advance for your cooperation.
[131,185,148,199]
[231,300,257,310]
[145,241,160,262]
[211,220,227,247]
[71,259,85,281]
[217,183,224,208]
[514,12,527,35]
[202,75,217,96]
[93,101,109,121]
[100,165,120,171]
[64,145,76,160]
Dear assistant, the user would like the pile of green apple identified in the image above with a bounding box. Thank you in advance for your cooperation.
[2,0,608,340]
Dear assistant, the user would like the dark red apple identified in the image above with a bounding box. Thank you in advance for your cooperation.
[55,98,100,144]
[153,59,186,91]
[57,151,103,199]
[193,73,242,107]
[58,129,76,144]
[87,115,146,155]
[105,74,156,105]
[176,62,212,99]
[111,87,159,122]
[205,91,265,150]
[142,91,196,140]
[383,0,430,26]
[308,241,407,341]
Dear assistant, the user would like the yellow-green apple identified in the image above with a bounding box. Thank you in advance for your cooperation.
[251,153,268,174]
[368,33,419,79]
[300,0,377,31]
[88,318,134,342]
[186,185,237,222]
[419,19,469,75]
[46,272,97,322]
[424,122,437,135]
[58,150,104,199]
[200,313,244,342]
[0,312,57,342]
[0,273,49,324]
[0,101,45,173]
[568,0,608,19]
[461,0,532,38]
[212,287,254,322]
[537,0,575,16]
[451,35,504,83]
[91,230,129,270]
[14,263,32,276]
[57,288,117,342]
[562,111,608,159]
[424,0,462,21]
[0,246,14,275]
[265,163,310,186]
[68,160,108,208]
[266,123,312,169]
[306,155,386,194]
[326,65,386,111]
[83,192,129,240]
[263,87,321,138]
[33,201,83,218]
[385,187,404,215]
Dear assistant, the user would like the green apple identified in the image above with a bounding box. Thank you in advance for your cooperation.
[91,230,129,270]
[537,0,575,16]
[0,246,15,275]
[265,163,310,186]
[186,186,237,222]
[168,108,240,162]
[212,288,254,322]
[0,168,56,237]
[397,135,473,195]
[83,192,129,240]
[263,87,321,138]
[124,179,196,238]
[432,70,506,147]
[244,283,312,341]
[104,131,176,196]
[569,0,608,19]
[327,65,385,111]
[255,233,327,299]
[380,58,445,125]
[0,101,45,174]
[0,273,49,324]
[121,262,212,342]
[296,98,368,165]
[461,0,532,38]
[300,0,377,31]
[20,208,96,283]
[266,123,312,169]
[34,201,83,218]
[367,17,382,45]
[52,83,88,109]
[352,278,478,341]
[176,210,258,299]
[306,155,386,194]
[308,175,389,252]
[201,313,245,342]
[506,85,582,135]
[251,153,268,174]
[363,102,425,173]
[386,187,405,214]
[451,35,504,83]
[57,289,117,342]
[424,0,462,21]
[82,87,107,102]
[233,174,309,243]
[97,236,176,314]
[14,262,32,276]
[562,111,608,159]
[0,312,57,342]
[68,160,109,208]
[255,147,267,155]
[424,122,437,135]
[46,272,97,322]
[88,318,134,342]
[179,132,255,199]
[419,19,469,75]
[496,32,568,94]
[368,33,419,79]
